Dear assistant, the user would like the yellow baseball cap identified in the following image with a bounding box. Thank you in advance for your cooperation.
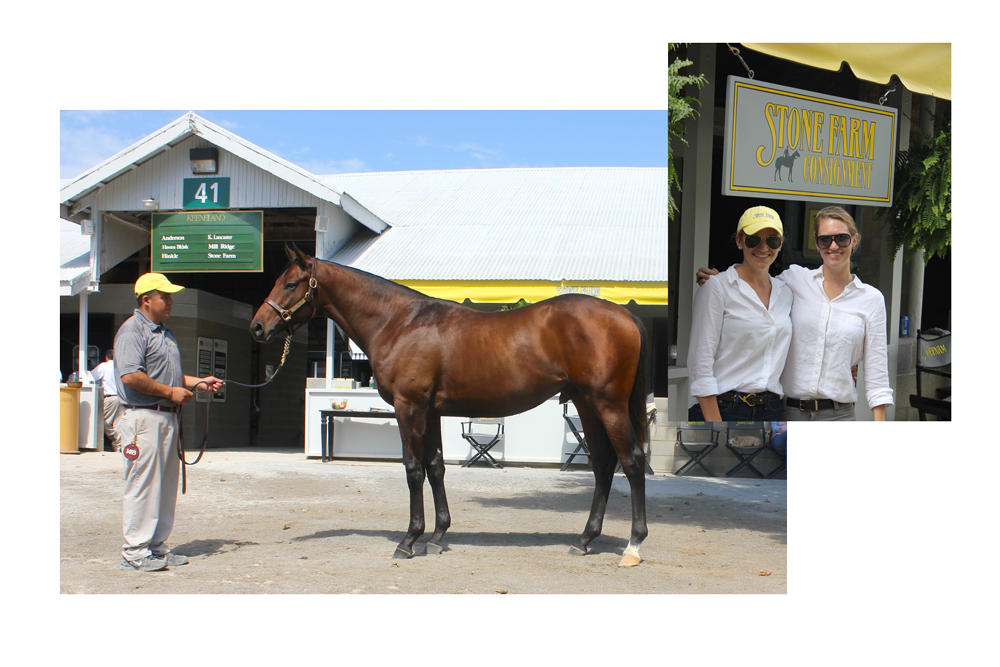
[737,206,783,236]
[134,272,185,297]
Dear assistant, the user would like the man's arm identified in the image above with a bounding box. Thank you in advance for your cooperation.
[184,375,224,393]
[121,372,194,405]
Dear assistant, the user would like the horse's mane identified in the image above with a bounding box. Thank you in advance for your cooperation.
[306,256,446,305]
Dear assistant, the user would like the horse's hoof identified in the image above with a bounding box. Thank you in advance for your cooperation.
[618,543,641,567]
[392,546,415,559]
[425,542,443,555]
[568,545,588,557]
[618,553,641,567]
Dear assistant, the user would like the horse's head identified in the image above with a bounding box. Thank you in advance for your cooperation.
[250,243,319,343]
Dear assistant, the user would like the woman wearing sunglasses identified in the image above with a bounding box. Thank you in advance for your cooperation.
[687,206,793,421]
[697,206,893,421]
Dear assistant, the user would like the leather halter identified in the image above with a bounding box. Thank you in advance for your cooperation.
[264,260,318,335]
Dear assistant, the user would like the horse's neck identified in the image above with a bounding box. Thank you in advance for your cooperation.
[316,261,417,354]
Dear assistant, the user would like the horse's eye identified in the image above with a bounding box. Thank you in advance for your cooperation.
[284,282,296,291]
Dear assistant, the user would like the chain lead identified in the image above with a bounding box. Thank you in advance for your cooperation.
[727,44,754,79]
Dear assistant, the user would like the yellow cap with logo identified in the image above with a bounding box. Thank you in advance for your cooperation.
[737,206,783,236]
[134,273,185,297]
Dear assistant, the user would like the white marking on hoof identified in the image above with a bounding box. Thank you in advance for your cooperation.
[618,543,641,567]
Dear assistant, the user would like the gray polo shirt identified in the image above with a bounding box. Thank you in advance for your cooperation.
[114,309,184,407]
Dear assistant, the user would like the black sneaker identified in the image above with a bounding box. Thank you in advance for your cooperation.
[120,555,168,572]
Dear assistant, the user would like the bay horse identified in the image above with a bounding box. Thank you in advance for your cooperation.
[250,244,650,567]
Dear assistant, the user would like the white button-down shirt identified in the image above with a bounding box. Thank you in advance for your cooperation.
[775,265,893,407]
[688,265,793,408]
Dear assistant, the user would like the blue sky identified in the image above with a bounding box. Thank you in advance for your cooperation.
[60,110,667,180]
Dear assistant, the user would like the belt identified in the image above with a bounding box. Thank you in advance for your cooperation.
[784,397,850,411]
[717,391,780,407]
[123,403,181,413]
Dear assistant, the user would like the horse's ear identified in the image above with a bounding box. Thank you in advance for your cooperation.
[286,242,310,270]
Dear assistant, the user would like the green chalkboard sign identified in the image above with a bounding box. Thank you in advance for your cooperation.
[183,177,231,209]
[151,210,263,273]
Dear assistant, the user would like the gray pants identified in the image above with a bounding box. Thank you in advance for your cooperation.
[784,400,856,421]
[117,408,180,562]
[102,394,123,451]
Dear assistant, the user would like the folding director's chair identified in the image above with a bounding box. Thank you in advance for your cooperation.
[561,403,590,470]
[674,422,721,477]
[461,417,505,469]
[724,422,767,478]
[909,328,951,421]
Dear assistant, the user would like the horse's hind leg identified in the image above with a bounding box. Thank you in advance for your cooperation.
[423,416,451,554]
[568,398,617,556]
[591,398,648,567]
[393,402,429,558]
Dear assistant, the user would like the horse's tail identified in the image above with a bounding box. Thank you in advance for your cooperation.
[628,315,650,446]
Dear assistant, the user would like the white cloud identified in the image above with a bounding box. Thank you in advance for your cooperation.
[60,120,144,180]
[215,118,243,131]
[294,157,369,174]
[456,142,498,157]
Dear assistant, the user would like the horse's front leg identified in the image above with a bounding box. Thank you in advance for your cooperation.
[393,402,429,558]
[422,415,451,554]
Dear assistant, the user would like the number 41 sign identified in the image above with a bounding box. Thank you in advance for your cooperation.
[183,177,231,209]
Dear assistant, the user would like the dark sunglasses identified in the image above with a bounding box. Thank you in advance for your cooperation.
[743,234,782,250]
[816,233,853,249]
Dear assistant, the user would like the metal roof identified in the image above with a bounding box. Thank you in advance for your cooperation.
[322,167,667,282]
[59,113,387,232]
[60,219,92,295]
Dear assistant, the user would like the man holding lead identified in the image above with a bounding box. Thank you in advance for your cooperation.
[114,273,224,572]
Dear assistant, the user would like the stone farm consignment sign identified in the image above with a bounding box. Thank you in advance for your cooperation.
[151,210,263,272]
[722,76,897,206]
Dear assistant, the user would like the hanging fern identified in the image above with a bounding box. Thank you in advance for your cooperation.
[876,116,951,264]
[668,44,708,221]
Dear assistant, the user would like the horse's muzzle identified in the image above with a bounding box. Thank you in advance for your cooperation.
[250,320,274,343]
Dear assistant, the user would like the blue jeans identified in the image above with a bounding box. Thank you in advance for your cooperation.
[688,394,784,422]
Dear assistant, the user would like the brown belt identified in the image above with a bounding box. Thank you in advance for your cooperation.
[123,403,181,413]
[717,391,780,407]
[785,397,838,411]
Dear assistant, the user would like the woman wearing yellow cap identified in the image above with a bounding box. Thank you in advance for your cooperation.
[698,206,893,421]
[687,206,793,421]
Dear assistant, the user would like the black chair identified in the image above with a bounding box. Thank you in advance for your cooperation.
[461,418,505,468]
[724,422,767,478]
[674,422,721,477]
[561,403,656,474]
[561,403,590,470]
[642,406,657,475]
[909,328,951,421]
[763,425,787,479]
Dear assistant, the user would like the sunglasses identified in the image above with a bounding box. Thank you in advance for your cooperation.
[815,234,853,249]
[743,234,782,250]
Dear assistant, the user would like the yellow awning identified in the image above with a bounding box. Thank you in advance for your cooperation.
[396,280,669,305]
[742,43,951,100]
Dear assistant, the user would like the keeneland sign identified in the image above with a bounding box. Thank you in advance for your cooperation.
[722,76,897,206]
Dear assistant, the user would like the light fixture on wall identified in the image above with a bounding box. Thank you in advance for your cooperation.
[190,147,219,174]
[142,198,159,210]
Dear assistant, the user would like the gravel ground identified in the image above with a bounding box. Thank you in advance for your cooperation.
[60,448,786,594]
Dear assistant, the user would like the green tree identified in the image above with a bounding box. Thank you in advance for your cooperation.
[668,44,708,221]
[876,114,951,264]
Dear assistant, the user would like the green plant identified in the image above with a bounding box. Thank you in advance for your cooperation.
[668,44,709,221]
[498,299,530,311]
[876,116,950,264]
